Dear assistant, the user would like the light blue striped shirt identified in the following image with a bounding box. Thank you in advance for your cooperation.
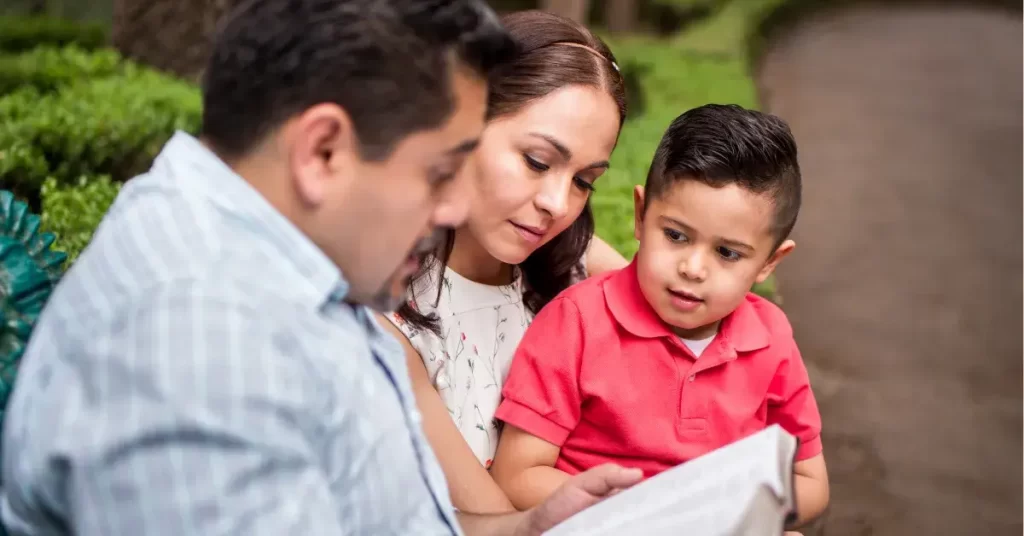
[1,132,461,535]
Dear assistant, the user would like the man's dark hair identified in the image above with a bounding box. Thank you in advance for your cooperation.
[644,104,802,246]
[201,0,515,161]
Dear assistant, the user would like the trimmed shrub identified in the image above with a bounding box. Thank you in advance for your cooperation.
[39,176,120,264]
[0,68,201,198]
[0,46,124,96]
[0,16,108,54]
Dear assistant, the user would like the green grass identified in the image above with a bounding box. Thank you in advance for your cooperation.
[592,0,787,299]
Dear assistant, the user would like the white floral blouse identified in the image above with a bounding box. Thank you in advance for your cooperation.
[388,265,532,468]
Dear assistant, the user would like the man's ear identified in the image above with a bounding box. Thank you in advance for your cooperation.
[633,185,645,242]
[286,103,357,207]
[756,239,795,283]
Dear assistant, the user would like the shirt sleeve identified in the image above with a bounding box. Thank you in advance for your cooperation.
[766,338,824,461]
[494,297,585,447]
[57,284,344,535]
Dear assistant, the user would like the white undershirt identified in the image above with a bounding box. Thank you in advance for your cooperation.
[681,334,716,358]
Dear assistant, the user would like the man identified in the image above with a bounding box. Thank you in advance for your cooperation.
[0,1,642,534]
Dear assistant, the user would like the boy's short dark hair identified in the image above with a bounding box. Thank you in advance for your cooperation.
[201,0,515,161]
[644,104,802,246]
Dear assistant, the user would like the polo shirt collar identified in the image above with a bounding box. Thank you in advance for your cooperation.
[603,258,771,353]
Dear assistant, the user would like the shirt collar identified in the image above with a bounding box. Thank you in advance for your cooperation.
[155,131,347,305]
[603,258,771,353]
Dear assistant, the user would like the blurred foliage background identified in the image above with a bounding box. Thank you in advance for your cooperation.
[0,0,795,300]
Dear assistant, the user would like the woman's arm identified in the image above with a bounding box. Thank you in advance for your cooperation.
[377,315,516,514]
[585,235,629,276]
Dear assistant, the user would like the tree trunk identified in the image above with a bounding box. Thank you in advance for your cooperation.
[604,0,638,34]
[28,0,47,15]
[111,0,240,82]
[541,0,590,23]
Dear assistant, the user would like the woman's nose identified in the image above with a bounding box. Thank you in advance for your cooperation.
[534,174,572,220]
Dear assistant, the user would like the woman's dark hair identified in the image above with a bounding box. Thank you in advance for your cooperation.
[398,9,627,333]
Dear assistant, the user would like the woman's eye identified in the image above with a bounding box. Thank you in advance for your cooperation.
[718,247,742,261]
[663,228,686,242]
[431,171,456,185]
[573,176,595,192]
[523,155,549,172]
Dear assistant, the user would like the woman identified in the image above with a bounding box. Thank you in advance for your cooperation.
[379,10,628,513]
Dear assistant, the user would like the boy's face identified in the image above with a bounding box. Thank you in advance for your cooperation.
[632,180,794,339]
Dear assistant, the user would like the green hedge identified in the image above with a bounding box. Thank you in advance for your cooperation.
[0,16,108,54]
[39,176,121,263]
[0,46,123,96]
[0,27,198,260]
[0,65,201,197]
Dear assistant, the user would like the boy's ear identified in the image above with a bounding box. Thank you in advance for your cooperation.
[633,185,645,242]
[755,239,795,284]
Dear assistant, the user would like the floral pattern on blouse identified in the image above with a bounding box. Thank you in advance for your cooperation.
[388,266,532,467]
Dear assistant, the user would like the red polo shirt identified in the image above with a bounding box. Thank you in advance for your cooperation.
[494,260,822,477]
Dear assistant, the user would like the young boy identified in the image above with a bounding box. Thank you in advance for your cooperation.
[490,104,829,528]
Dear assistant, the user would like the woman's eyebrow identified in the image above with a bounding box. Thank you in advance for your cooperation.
[527,132,609,170]
[527,132,571,160]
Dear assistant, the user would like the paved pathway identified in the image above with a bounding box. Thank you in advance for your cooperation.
[756,5,1022,535]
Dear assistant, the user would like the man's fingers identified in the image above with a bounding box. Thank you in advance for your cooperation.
[574,464,644,497]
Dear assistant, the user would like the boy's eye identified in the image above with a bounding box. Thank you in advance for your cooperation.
[717,247,742,261]
[663,228,686,242]
[523,155,549,172]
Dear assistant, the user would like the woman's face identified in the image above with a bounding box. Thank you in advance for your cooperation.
[464,84,621,265]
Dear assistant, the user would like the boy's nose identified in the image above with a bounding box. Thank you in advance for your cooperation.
[678,252,708,282]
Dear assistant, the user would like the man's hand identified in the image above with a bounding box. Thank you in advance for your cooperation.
[514,464,643,536]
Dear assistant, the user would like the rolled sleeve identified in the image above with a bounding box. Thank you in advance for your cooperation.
[59,285,344,535]
[767,339,824,461]
[495,297,585,447]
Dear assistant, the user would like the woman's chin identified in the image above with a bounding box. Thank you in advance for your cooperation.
[486,240,534,267]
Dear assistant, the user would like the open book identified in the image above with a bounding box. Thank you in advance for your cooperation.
[544,425,799,536]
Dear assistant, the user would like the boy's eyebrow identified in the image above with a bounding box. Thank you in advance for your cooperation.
[720,238,756,252]
[660,216,756,252]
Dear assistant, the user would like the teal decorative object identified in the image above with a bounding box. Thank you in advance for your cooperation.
[0,190,67,428]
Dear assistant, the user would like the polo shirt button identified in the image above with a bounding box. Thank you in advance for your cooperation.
[688,374,695,382]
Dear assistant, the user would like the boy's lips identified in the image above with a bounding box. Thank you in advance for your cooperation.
[669,289,703,302]
[668,288,704,312]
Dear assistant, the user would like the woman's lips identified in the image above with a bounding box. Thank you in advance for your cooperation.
[510,221,546,244]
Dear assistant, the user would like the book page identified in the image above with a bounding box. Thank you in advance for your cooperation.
[544,425,798,536]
